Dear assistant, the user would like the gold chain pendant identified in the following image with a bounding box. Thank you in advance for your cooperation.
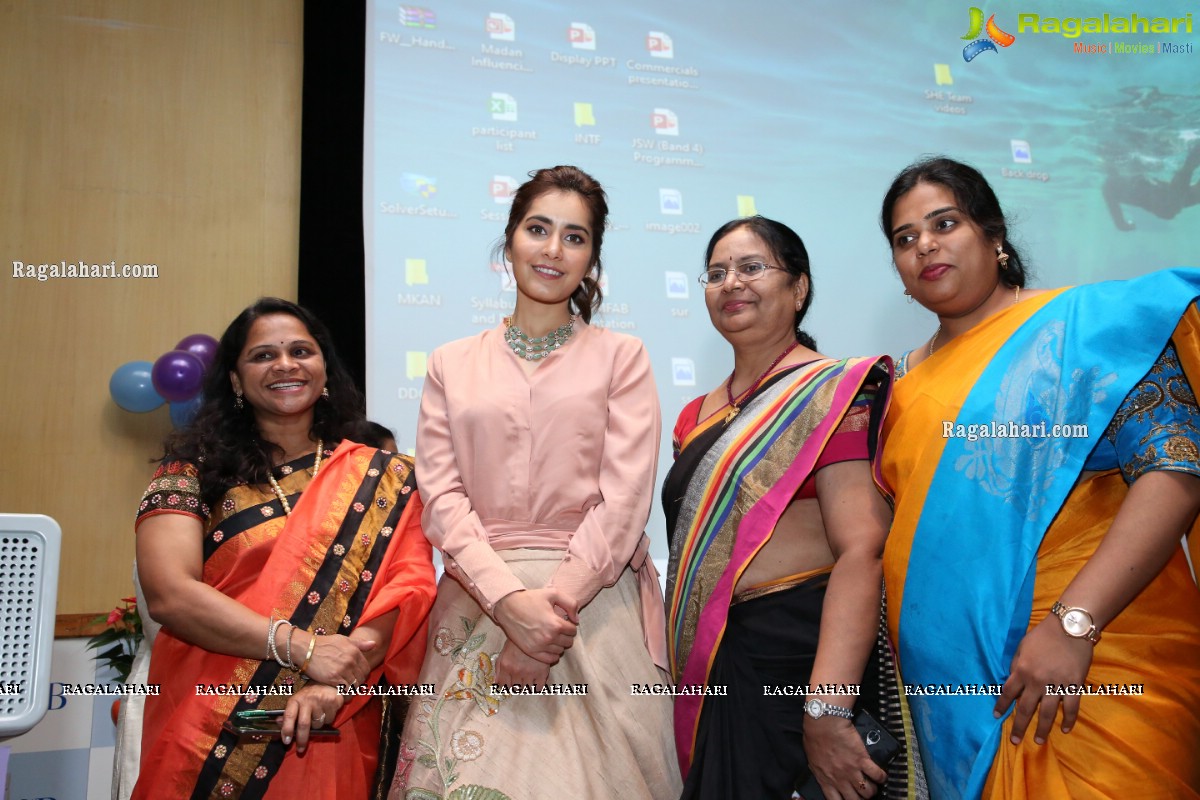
[724,406,740,423]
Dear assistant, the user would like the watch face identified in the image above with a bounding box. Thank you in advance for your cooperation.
[1062,609,1091,637]
[805,699,821,718]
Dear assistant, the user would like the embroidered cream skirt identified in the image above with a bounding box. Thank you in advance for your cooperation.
[389,549,681,800]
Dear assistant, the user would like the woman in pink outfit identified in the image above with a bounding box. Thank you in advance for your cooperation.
[390,165,680,800]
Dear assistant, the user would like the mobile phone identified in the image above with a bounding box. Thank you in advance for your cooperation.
[237,708,285,720]
[221,718,340,739]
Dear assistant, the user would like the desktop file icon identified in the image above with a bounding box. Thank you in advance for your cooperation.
[490,92,518,122]
[569,22,596,49]
[490,175,519,204]
[647,31,673,58]
[486,12,515,40]
[660,188,683,215]
[652,108,679,136]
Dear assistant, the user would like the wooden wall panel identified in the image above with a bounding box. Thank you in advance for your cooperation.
[0,0,304,614]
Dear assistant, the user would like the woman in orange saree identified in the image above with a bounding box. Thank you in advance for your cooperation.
[133,299,435,799]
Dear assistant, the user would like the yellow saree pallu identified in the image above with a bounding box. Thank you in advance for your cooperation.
[882,269,1200,799]
[133,443,436,800]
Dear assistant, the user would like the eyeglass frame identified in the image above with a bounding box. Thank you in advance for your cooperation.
[698,261,786,287]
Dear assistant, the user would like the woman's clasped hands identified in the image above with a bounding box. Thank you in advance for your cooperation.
[493,588,578,689]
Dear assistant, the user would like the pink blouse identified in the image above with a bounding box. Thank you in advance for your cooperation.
[416,321,668,667]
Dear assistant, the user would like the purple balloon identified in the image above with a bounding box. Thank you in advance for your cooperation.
[152,350,206,402]
[175,333,219,370]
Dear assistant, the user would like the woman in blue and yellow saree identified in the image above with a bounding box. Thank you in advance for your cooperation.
[878,156,1200,800]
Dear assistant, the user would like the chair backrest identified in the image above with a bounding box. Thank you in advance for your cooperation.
[0,514,61,739]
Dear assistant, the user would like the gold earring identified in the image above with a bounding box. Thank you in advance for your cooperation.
[996,245,1010,269]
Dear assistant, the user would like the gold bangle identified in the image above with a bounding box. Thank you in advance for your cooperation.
[298,634,318,674]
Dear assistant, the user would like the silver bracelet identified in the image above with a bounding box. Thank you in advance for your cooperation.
[267,618,290,667]
[284,623,297,669]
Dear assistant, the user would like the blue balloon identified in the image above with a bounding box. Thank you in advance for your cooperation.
[169,394,205,428]
[110,361,165,413]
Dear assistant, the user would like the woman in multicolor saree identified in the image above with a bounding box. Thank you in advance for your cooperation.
[133,298,436,799]
[663,216,917,799]
[878,156,1200,799]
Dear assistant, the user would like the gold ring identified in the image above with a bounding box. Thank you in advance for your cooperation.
[858,780,867,791]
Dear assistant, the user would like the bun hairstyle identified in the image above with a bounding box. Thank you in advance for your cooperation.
[495,165,609,323]
[880,156,1028,288]
[703,216,818,350]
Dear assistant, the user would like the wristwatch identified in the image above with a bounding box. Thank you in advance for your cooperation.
[1051,602,1101,644]
[804,698,854,720]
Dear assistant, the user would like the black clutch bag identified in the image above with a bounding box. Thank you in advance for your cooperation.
[795,708,901,799]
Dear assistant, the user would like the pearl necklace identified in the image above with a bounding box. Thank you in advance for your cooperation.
[503,316,576,361]
[724,341,800,423]
[266,439,323,517]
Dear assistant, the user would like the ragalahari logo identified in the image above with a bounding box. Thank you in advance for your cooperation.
[961,7,1015,61]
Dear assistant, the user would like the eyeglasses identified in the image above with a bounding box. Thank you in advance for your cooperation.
[698,261,783,287]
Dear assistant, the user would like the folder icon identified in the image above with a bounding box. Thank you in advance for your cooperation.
[574,102,596,127]
[405,258,429,286]
[934,63,953,86]
[405,351,428,380]
[736,195,757,217]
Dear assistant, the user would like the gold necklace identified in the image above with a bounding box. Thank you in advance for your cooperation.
[266,439,323,517]
[928,285,1021,358]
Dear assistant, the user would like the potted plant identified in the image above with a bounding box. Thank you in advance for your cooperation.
[87,597,144,722]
